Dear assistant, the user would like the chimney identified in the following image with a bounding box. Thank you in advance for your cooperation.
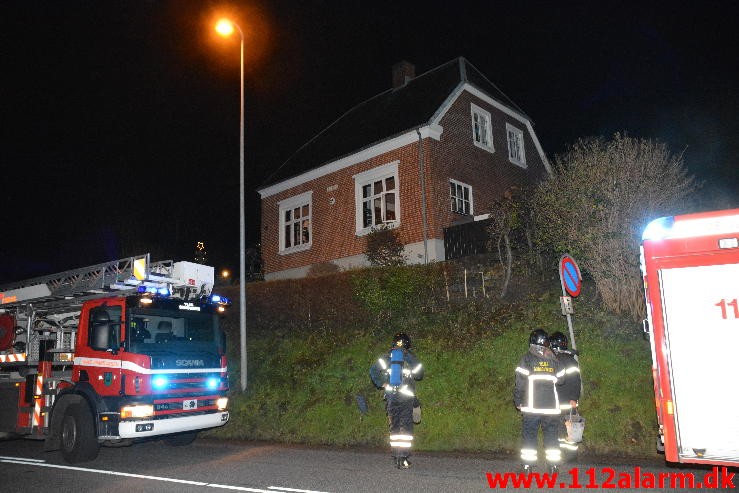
[392,60,415,89]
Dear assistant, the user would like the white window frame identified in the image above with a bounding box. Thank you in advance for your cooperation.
[449,179,473,216]
[278,191,313,254]
[471,103,494,153]
[506,122,527,168]
[353,161,400,236]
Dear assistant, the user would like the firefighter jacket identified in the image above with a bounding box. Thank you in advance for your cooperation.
[514,346,566,415]
[370,349,424,401]
[554,349,581,410]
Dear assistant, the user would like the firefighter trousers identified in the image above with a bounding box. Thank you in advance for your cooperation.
[386,396,414,458]
[520,413,561,465]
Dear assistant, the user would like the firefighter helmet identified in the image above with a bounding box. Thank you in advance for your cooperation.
[529,329,549,347]
[393,332,411,349]
[549,331,568,351]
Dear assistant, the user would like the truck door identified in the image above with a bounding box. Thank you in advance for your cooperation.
[658,261,739,463]
[76,303,123,396]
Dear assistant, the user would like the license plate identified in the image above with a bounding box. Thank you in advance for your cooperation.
[183,399,198,410]
[136,423,154,432]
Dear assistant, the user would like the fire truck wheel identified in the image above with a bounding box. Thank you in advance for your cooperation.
[163,431,198,446]
[60,403,100,463]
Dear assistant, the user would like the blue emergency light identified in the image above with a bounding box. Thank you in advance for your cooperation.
[642,216,674,241]
[137,285,171,297]
[209,294,231,306]
[151,375,169,390]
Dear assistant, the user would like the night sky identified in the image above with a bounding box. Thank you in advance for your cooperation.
[1,1,737,283]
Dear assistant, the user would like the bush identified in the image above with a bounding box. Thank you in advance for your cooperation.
[365,225,407,266]
[534,133,698,319]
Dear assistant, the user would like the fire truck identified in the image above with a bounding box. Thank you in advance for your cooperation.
[0,254,230,463]
[640,208,739,467]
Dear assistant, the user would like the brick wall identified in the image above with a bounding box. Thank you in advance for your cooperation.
[427,92,549,239]
[261,143,425,276]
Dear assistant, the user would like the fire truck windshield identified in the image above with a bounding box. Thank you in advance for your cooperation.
[125,300,225,364]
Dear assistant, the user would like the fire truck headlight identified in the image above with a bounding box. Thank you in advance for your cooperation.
[216,397,228,410]
[120,404,154,419]
[152,375,169,390]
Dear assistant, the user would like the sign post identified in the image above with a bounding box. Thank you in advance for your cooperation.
[558,254,582,355]
[559,254,583,395]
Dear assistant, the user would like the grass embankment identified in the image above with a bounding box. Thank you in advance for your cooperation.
[206,286,657,459]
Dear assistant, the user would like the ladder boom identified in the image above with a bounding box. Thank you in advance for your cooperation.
[0,254,181,313]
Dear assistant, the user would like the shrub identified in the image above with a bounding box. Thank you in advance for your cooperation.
[365,225,407,266]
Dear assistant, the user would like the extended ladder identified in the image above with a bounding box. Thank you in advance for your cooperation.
[0,254,190,366]
[0,254,175,315]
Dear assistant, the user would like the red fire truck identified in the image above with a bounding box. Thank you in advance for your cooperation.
[640,208,739,467]
[0,254,230,462]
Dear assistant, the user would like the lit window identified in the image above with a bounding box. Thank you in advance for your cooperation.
[278,191,312,253]
[506,123,526,167]
[354,162,400,235]
[471,103,494,152]
[450,179,473,215]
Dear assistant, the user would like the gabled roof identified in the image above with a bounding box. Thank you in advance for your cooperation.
[260,57,531,189]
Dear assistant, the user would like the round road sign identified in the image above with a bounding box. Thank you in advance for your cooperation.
[559,255,582,297]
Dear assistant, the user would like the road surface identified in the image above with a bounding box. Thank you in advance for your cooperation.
[0,437,733,492]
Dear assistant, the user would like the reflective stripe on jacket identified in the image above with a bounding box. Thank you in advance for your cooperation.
[370,349,424,399]
[554,351,581,408]
[514,347,565,414]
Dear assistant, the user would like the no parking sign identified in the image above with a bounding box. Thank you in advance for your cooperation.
[559,255,582,297]
[558,254,581,359]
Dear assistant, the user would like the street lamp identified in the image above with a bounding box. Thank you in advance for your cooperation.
[216,18,247,392]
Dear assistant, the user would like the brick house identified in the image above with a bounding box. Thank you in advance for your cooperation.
[257,57,551,281]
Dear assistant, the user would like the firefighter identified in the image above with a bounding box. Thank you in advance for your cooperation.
[549,331,581,460]
[513,329,566,473]
[369,332,424,469]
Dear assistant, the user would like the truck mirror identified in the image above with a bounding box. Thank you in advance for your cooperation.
[90,320,121,353]
[90,322,112,351]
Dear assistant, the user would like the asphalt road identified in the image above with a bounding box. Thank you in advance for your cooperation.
[0,437,734,492]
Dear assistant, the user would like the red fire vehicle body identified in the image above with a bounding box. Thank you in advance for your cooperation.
[640,208,739,467]
[0,255,230,462]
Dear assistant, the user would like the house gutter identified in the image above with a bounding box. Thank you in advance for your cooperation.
[417,128,429,264]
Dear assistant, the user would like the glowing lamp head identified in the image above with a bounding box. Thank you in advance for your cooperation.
[642,216,675,241]
[215,19,235,37]
[206,377,219,390]
[151,375,169,390]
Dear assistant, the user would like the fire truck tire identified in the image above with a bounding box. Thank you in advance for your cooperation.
[163,431,198,446]
[60,403,100,463]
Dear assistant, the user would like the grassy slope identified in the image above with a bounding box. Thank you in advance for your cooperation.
[206,289,657,458]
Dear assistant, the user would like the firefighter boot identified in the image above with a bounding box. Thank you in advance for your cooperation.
[396,457,411,469]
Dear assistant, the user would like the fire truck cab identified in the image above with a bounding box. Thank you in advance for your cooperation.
[640,208,739,467]
[0,255,230,462]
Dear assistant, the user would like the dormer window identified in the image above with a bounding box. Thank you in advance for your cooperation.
[471,103,494,152]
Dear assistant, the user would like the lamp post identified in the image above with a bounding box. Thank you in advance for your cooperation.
[215,18,247,392]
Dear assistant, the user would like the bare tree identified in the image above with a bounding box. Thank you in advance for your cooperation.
[534,133,698,319]
[486,187,525,298]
